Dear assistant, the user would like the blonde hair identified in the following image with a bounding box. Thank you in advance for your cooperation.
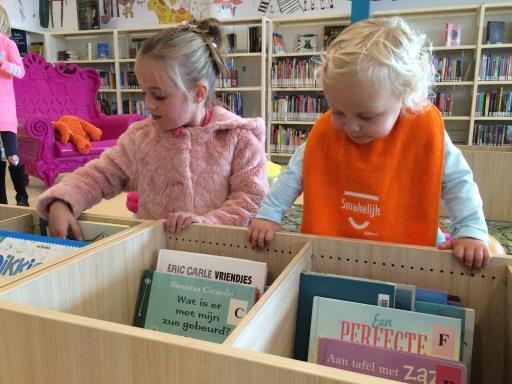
[320,17,435,113]
[137,18,226,107]
[0,5,11,37]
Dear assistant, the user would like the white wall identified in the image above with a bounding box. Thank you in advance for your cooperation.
[1,0,40,31]
[2,0,510,32]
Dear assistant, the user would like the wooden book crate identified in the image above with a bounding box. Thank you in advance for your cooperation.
[0,220,510,384]
[0,206,150,289]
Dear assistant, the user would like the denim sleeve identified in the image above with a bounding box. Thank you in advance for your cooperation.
[256,143,305,224]
[441,132,488,243]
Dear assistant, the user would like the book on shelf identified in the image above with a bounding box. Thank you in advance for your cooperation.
[323,25,345,49]
[225,33,237,54]
[272,32,286,54]
[415,300,475,372]
[96,43,110,60]
[317,337,467,384]
[29,42,44,56]
[445,23,462,46]
[486,21,505,44]
[293,271,398,361]
[156,248,268,296]
[295,33,318,53]
[248,26,262,53]
[307,296,462,363]
[133,269,257,343]
[129,38,147,59]
[0,230,88,280]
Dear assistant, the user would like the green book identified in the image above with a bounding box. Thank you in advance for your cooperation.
[133,269,257,343]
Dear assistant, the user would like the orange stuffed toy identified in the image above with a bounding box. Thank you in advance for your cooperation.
[52,115,103,154]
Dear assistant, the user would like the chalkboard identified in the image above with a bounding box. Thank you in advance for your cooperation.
[10,28,28,57]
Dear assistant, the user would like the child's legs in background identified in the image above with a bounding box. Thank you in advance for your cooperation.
[1,131,29,206]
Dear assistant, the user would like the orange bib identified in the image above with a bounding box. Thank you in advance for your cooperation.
[302,105,444,246]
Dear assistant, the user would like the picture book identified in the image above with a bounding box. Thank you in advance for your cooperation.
[415,300,475,371]
[295,33,318,53]
[156,249,268,296]
[272,32,286,54]
[317,337,467,384]
[394,283,416,311]
[323,25,345,49]
[294,272,396,361]
[96,43,110,59]
[416,287,448,304]
[133,269,257,343]
[445,23,462,46]
[308,297,462,363]
[0,230,88,280]
[486,21,505,44]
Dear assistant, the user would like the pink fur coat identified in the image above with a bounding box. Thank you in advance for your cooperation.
[36,107,268,226]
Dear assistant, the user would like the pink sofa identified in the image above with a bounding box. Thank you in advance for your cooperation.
[13,53,144,187]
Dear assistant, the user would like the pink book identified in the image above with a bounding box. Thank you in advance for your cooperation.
[317,337,466,384]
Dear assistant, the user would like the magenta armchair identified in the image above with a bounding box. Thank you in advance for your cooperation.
[13,53,144,188]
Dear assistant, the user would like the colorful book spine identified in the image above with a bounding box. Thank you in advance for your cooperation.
[308,297,462,363]
[133,269,257,343]
[317,337,467,384]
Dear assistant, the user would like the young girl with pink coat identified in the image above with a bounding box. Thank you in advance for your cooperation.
[36,18,268,239]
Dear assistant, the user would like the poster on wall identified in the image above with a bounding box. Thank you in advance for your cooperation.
[10,28,28,57]
[77,0,101,30]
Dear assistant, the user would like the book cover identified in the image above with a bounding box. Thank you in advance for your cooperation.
[415,300,475,371]
[96,43,110,59]
[416,287,448,304]
[317,337,467,384]
[156,249,268,296]
[323,25,345,49]
[272,32,286,54]
[308,297,462,363]
[295,33,318,53]
[486,21,505,44]
[133,269,257,343]
[445,23,462,46]
[293,272,396,361]
[0,230,88,280]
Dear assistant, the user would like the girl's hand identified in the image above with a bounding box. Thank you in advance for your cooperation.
[438,237,491,270]
[166,212,202,234]
[248,218,281,248]
[47,200,83,240]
